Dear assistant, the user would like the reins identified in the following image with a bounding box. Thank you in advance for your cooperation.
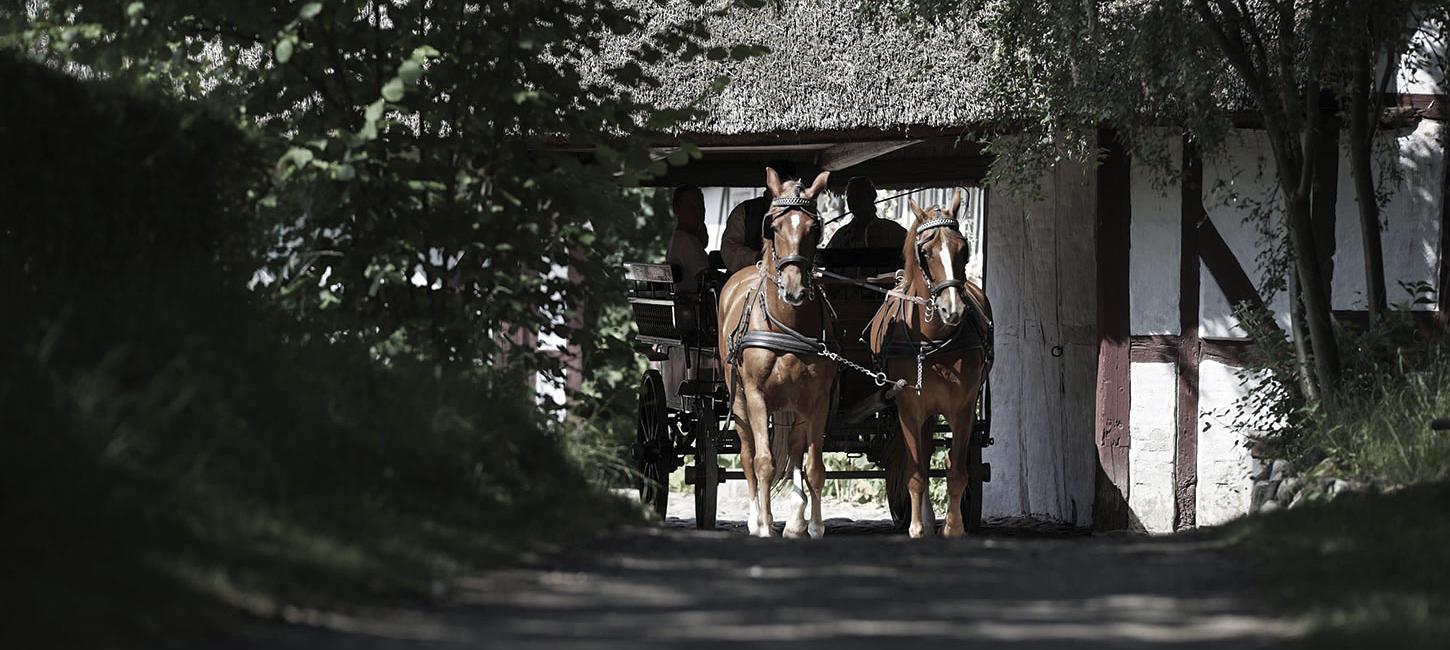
[822,188,929,227]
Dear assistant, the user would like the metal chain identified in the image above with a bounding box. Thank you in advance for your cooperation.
[818,344,890,387]
[818,343,927,395]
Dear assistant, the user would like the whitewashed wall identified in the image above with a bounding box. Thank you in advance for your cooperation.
[1331,119,1446,310]
[1127,362,1178,532]
[984,162,1099,526]
[1126,120,1446,531]
[1199,130,1295,337]
[1194,359,1257,526]
[1129,135,1183,336]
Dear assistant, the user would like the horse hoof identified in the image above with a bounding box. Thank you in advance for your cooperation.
[807,521,825,539]
[942,523,966,539]
[783,525,808,539]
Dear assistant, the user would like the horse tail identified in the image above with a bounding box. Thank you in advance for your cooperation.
[767,420,796,495]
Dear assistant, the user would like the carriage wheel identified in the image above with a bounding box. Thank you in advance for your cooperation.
[888,487,910,531]
[883,428,912,531]
[965,432,986,532]
[634,370,670,520]
[693,406,721,530]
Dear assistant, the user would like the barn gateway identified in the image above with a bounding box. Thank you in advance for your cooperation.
[590,1,1447,531]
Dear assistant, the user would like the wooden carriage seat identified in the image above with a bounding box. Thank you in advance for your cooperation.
[623,262,719,350]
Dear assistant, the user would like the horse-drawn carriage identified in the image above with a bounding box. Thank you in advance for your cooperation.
[626,185,994,534]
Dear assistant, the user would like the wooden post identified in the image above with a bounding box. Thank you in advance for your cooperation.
[1093,129,1132,530]
[1174,137,1203,530]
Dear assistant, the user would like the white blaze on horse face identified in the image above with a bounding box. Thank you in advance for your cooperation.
[937,245,965,324]
[779,212,809,305]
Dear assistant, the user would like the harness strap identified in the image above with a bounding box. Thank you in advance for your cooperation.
[915,217,959,235]
[930,278,966,295]
[737,331,822,356]
[726,273,834,366]
[775,254,811,270]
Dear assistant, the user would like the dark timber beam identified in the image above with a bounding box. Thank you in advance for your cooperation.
[1093,129,1132,531]
[1175,137,1204,531]
[818,140,922,171]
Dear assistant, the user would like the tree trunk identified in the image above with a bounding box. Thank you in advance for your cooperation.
[1348,23,1387,323]
[1285,190,1341,403]
[1287,266,1318,402]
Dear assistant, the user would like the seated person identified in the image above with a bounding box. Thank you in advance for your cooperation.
[826,176,906,250]
[720,159,797,275]
[666,184,710,293]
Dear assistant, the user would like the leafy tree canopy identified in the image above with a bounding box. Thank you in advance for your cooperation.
[3,1,772,442]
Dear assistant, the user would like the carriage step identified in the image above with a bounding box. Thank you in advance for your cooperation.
[684,465,727,485]
[677,380,726,399]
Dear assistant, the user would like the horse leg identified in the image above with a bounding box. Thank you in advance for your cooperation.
[733,405,761,536]
[783,425,809,538]
[804,412,827,539]
[747,390,776,538]
[942,383,983,538]
[898,401,932,538]
[735,414,759,536]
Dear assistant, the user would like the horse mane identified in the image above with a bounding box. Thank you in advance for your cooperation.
[901,212,923,280]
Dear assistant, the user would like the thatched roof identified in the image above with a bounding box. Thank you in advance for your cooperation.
[590,1,993,137]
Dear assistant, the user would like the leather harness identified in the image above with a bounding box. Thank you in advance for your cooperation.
[871,212,994,369]
[726,189,836,365]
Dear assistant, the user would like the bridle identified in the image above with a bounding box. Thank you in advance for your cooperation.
[758,184,822,300]
[912,208,966,320]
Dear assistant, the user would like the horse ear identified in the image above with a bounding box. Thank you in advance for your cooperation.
[908,198,929,221]
[765,167,783,197]
[804,171,830,199]
[949,188,963,218]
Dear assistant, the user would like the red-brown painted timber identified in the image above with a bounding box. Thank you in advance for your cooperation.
[1094,129,1133,530]
[1174,138,1204,531]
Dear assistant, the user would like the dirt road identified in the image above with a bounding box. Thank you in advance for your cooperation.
[229,506,1299,649]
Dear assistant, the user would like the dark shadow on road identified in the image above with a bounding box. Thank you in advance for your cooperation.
[212,519,1295,650]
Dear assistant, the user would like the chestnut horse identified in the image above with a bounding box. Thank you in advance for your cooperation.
[718,168,834,538]
[867,190,993,538]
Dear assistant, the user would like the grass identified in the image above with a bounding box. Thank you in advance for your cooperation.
[1305,348,1450,485]
[1224,480,1450,649]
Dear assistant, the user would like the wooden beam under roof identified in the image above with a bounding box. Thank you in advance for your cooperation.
[818,140,923,170]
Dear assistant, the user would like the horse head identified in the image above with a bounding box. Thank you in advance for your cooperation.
[906,189,969,326]
[763,167,830,306]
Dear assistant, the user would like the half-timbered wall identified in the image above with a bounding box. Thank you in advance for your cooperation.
[985,162,1099,526]
[1116,119,1446,532]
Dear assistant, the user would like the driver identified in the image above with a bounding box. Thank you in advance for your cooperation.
[826,176,906,249]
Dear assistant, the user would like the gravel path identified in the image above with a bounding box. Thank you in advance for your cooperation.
[222,501,1299,649]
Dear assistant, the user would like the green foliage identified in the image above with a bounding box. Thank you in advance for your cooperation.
[0,52,639,645]
[1228,294,1450,485]
[894,0,1232,193]
[4,0,730,442]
